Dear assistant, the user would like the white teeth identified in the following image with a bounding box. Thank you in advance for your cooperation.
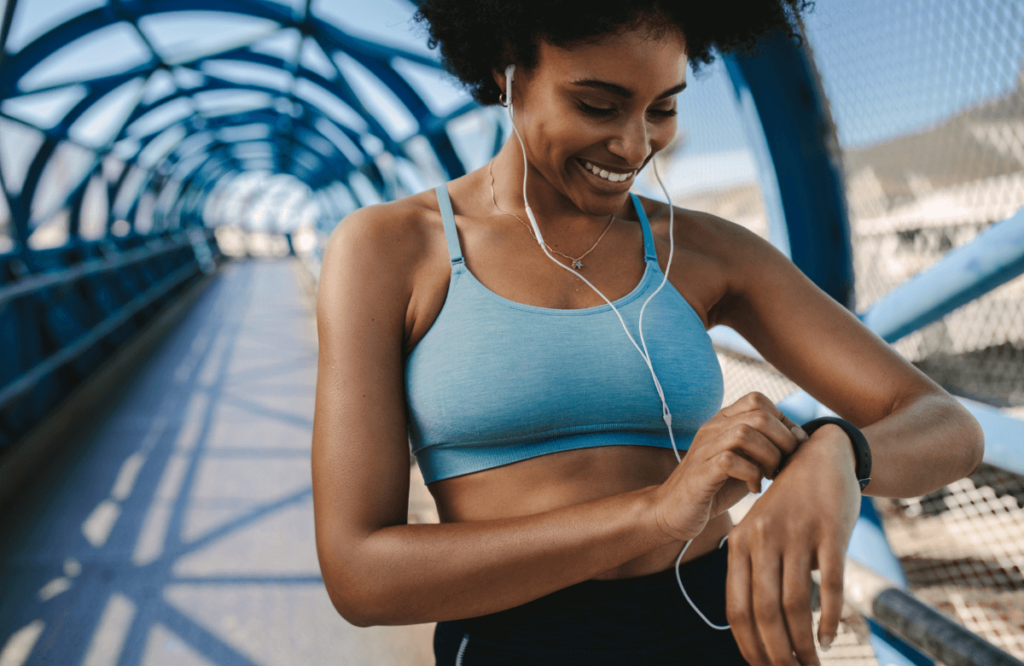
[580,159,633,182]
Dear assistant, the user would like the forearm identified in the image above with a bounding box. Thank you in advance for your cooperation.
[823,392,983,498]
[322,486,674,626]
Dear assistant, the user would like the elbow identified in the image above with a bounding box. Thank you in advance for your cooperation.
[323,576,388,627]
[316,533,411,627]
[321,563,410,627]
[316,533,389,626]
[963,409,985,477]
[945,396,985,478]
[328,587,375,628]
[340,609,381,629]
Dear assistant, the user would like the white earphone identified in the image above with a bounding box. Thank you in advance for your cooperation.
[502,63,729,631]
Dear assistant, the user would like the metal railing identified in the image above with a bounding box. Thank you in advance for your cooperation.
[843,560,1024,666]
[0,230,220,444]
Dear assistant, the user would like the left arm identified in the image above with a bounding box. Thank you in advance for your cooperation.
[706,217,984,666]
[713,219,983,497]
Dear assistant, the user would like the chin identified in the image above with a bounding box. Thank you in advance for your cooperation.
[574,189,632,217]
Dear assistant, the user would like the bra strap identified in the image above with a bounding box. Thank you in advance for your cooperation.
[435,184,464,266]
[631,193,658,263]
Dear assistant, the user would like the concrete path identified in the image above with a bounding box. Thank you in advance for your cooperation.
[0,259,435,666]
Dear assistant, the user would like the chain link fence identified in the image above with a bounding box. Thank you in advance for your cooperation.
[664,2,1024,661]
[806,4,1024,655]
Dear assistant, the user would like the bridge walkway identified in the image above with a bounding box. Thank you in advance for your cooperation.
[0,259,435,666]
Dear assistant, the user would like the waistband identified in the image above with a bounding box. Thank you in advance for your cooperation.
[454,542,730,646]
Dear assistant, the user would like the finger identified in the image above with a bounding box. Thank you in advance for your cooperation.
[767,403,805,440]
[782,550,819,666]
[723,426,783,481]
[731,411,801,458]
[752,549,797,666]
[714,451,765,495]
[737,410,798,451]
[719,391,775,418]
[721,393,808,444]
[816,541,845,652]
[727,539,771,666]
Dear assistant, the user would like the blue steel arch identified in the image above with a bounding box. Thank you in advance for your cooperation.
[0,0,483,252]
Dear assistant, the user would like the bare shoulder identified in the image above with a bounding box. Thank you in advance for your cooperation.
[320,190,444,286]
[637,195,770,261]
[316,189,453,353]
[634,195,776,327]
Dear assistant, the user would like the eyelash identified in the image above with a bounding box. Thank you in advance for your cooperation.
[576,101,677,119]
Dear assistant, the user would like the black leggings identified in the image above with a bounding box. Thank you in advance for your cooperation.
[434,543,749,665]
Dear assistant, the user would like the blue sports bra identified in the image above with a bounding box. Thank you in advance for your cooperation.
[405,184,724,483]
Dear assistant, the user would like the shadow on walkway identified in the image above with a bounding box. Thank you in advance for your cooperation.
[0,259,434,666]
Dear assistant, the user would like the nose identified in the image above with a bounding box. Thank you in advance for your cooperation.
[607,116,651,167]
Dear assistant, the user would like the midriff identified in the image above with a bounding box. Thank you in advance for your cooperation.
[428,444,733,580]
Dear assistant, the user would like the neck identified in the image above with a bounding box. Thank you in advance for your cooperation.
[489,139,629,238]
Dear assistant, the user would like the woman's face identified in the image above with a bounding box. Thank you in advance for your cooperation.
[499,26,688,216]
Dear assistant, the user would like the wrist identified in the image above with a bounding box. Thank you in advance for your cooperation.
[638,485,698,546]
[813,424,858,469]
[788,425,858,478]
[801,417,873,491]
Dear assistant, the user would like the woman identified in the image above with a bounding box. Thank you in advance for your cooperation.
[311,2,984,664]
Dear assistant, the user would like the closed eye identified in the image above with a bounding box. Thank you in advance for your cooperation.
[577,101,615,116]
[577,101,676,119]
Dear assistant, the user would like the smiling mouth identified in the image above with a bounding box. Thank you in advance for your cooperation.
[576,158,636,184]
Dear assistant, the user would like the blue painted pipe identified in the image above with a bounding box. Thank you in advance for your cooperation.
[862,207,1024,344]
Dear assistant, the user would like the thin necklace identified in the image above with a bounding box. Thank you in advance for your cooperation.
[488,160,614,270]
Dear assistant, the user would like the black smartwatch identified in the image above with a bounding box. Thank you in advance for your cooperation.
[801,417,872,491]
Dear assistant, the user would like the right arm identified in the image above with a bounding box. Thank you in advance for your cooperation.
[311,205,802,627]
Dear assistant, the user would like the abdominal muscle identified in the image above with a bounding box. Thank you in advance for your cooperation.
[428,444,734,581]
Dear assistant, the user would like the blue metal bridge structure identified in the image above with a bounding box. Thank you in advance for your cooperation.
[1,1,1023,664]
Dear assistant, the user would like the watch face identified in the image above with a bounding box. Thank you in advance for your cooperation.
[859,478,871,491]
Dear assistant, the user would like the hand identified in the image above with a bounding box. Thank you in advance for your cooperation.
[725,424,862,666]
[652,392,809,543]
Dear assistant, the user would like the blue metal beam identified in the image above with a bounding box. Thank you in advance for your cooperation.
[724,31,854,308]
[119,77,370,164]
[861,207,1024,343]
[0,0,17,73]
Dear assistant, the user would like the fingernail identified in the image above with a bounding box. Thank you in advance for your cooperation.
[819,635,833,652]
[793,426,809,442]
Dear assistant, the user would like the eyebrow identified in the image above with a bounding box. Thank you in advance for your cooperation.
[569,79,687,100]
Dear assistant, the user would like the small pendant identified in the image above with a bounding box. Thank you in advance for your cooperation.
[572,260,583,270]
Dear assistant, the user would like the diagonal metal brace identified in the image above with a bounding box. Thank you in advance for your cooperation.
[861,206,1024,344]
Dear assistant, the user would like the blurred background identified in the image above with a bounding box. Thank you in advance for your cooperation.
[0,0,1022,664]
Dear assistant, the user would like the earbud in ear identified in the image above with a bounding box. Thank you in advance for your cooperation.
[504,64,516,106]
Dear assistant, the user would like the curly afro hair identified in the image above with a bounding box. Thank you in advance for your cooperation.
[414,0,811,106]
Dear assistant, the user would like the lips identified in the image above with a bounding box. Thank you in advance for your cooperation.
[576,158,636,184]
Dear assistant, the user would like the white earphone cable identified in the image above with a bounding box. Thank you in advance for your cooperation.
[506,79,672,445]
[502,65,729,631]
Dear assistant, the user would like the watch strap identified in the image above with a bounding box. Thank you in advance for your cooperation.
[801,417,873,491]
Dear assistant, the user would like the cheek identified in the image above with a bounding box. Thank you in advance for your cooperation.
[651,119,679,152]
[525,112,596,169]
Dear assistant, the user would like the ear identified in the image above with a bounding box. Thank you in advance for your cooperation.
[492,67,510,98]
